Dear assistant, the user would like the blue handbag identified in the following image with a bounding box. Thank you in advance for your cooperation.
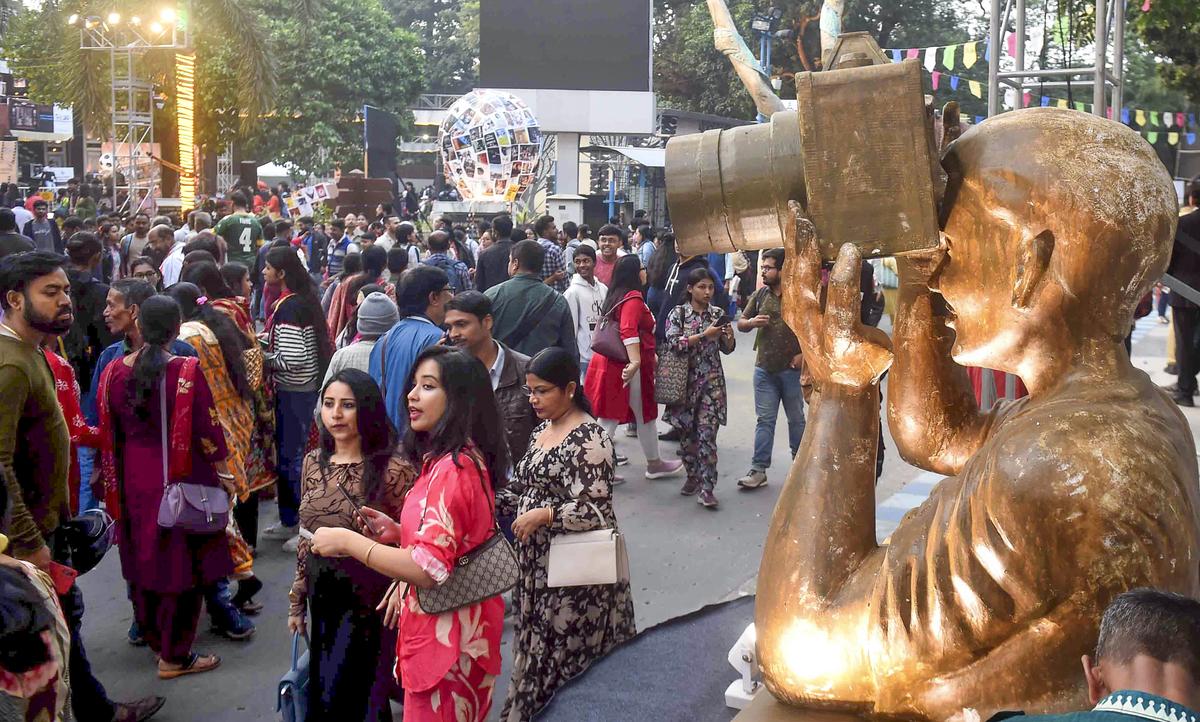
[277,633,309,722]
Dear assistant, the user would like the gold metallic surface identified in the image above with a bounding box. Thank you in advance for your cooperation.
[665,59,941,261]
[748,108,1200,721]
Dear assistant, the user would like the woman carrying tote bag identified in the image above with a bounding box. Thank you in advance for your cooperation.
[498,347,636,722]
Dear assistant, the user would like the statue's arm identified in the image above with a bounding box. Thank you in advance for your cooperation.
[887,253,994,475]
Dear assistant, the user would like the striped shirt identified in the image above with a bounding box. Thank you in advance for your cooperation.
[266,296,323,390]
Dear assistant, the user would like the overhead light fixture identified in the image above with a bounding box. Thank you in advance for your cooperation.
[67,13,79,25]
[130,15,141,25]
[149,20,164,34]
[159,7,175,23]
[84,16,101,29]
[107,12,120,24]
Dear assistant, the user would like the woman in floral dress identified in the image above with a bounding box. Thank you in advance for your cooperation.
[663,267,736,509]
[499,347,637,722]
[311,346,508,721]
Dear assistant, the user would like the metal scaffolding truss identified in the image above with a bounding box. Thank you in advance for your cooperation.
[77,13,189,214]
[986,0,1126,119]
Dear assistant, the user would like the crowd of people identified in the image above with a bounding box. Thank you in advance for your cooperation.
[0,196,817,722]
[0,184,1196,722]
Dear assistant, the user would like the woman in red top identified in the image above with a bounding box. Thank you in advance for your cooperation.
[43,345,103,515]
[583,254,683,480]
[311,346,509,721]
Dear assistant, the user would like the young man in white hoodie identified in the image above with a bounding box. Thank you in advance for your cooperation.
[563,243,607,381]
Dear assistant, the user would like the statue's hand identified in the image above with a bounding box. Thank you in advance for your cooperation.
[782,200,893,390]
[894,244,947,294]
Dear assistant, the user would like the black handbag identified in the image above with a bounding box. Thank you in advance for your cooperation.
[414,457,519,615]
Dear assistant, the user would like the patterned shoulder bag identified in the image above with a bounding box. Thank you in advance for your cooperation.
[414,455,520,615]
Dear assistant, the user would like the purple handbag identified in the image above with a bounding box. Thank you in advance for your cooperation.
[155,376,230,534]
[590,297,635,363]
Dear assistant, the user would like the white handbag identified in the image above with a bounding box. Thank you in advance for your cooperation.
[546,503,630,588]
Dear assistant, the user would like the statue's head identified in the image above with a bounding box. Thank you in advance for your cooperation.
[934,108,1177,373]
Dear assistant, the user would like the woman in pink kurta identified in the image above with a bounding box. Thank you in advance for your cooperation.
[311,346,510,721]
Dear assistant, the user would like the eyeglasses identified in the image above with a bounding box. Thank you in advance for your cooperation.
[132,271,158,280]
[521,385,557,398]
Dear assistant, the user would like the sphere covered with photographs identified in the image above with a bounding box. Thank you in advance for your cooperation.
[438,90,542,202]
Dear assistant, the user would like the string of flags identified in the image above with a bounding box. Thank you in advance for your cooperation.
[884,41,1195,143]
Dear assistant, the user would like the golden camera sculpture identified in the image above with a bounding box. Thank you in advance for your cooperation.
[665,11,1200,722]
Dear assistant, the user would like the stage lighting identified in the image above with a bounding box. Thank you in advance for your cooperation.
[130,15,142,25]
[84,16,101,29]
[67,13,79,25]
[149,20,164,34]
[107,12,120,25]
[159,7,176,23]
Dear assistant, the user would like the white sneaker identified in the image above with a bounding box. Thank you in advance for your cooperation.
[262,522,297,540]
[282,535,300,553]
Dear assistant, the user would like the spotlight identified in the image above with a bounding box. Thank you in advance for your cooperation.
[130,15,141,25]
[67,13,79,25]
[149,20,164,34]
[159,7,175,23]
[107,12,120,24]
[84,15,101,29]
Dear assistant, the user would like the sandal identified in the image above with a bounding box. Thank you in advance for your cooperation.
[158,653,221,680]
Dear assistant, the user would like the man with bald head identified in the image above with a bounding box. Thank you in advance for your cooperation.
[753,108,1200,721]
[149,224,183,285]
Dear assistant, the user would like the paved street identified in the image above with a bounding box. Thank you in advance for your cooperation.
[77,315,1190,721]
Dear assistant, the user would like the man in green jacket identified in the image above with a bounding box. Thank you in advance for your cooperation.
[484,239,577,363]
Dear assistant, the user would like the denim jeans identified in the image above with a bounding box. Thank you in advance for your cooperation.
[751,366,806,472]
[77,447,100,512]
[275,388,318,527]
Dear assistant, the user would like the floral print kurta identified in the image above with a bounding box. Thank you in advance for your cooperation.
[397,450,505,722]
[662,304,735,492]
[497,421,636,722]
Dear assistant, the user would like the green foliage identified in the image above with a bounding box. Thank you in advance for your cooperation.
[654,0,982,121]
[1132,0,1200,104]
[383,0,477,93]
[242,0,425,175]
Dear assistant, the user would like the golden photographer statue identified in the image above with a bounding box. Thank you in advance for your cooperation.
[675,3,1200,719]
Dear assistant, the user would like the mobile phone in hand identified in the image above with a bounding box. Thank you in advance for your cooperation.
[714,315,733,327]
[335,481,379,535]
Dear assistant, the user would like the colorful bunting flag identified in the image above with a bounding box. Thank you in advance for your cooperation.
[1022,91,1031,108]
[1190,114,1196,125]
[891,49,902,63]
[1165,113,1174,128]
[963,41,978,68]
[1189,133,1197,145]
[1177,113,1186,127]
[943,44,957,70]
[906,48,920,60]
[924,47,937,72]
[1006,32,1017,58]
[1057,99,1069,109]
[1041,96,1051,107]
[1150,111,1159,126]
[1168,132,1179,146]
[1121,108,1130,124]
[968,80,982,98]
[1147,132,1158,143]
[1136,109,1146,125]
[1106,106,1113,120]
[950,75,959,91]
[975,115,985,124]
[1074,101,1086,112]
[931,71,941,90]
[983,39,990,62]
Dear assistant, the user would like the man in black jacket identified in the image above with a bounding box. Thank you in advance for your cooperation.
[444,290,538,464]
[0,208,34,261]
[475,213,517,293]
[1168,180,1200,406]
